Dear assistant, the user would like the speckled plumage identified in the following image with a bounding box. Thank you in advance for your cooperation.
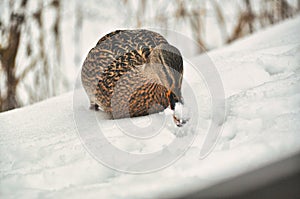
[81,29,183,119]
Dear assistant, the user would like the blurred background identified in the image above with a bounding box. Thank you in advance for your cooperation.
[0,0,299,112]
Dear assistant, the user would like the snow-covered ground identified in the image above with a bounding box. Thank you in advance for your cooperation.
[1,16,300,198]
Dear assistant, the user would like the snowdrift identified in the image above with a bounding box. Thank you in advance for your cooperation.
[1,17,300,198]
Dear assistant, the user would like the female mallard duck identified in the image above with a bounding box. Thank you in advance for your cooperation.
[81,29,187,126]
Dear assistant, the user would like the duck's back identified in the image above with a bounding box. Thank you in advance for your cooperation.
[96,29,168,56]
[81,29,169,115]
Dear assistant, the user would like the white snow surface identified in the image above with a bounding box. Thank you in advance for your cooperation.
[1,17,300,198]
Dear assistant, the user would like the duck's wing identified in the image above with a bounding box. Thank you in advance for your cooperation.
[110,67,169,119]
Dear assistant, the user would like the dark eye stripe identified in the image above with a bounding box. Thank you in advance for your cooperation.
[158,54,174,88]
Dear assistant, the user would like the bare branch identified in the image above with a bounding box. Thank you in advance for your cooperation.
[211,0,228,41]
[17,57,38,82]
[0,46,6,57]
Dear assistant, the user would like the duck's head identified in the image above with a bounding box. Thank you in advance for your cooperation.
[147,44,188,126]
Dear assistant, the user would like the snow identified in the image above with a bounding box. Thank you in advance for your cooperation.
[1,16,300,198]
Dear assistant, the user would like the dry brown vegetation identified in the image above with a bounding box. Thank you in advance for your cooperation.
[123,0,300,52]
[0,0,65,112]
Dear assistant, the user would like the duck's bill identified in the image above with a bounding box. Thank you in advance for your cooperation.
[173,115,188,127]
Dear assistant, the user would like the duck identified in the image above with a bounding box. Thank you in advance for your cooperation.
[81,29,187,126]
